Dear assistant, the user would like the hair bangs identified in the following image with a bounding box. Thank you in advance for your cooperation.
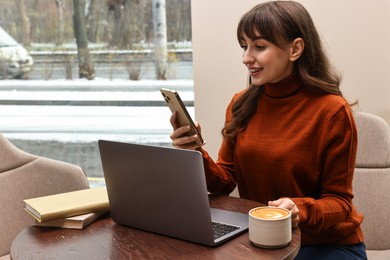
[237,5,285,48]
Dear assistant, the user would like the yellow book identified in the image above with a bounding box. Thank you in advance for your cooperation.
[34,211,108,229]
[24,187,110,223]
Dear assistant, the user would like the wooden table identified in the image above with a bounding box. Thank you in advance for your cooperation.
[11,195,300,260]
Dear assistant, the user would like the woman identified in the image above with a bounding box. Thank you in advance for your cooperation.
[170,1,366,259]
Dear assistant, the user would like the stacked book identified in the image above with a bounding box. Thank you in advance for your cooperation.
[24,187,110,229]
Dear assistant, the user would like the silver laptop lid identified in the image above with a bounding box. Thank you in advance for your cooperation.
[98,140,216,245]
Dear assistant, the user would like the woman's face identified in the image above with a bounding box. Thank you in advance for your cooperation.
[240,34,295,86]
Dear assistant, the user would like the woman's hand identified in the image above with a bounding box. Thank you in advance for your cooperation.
[268,198,300,228]
[169,112,205,150]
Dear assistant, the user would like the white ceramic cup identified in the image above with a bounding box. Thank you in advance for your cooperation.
[249,206,292,248]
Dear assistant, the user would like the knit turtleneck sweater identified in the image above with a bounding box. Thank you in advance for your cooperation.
[200,74,364,246]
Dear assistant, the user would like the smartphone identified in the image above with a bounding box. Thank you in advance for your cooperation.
[160,88,204,145]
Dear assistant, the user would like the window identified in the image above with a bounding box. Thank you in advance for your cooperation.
[0,0,193,187]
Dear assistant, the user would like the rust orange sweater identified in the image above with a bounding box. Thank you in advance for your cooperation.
[200,74,364,246]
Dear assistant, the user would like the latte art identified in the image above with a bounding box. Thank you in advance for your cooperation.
[251,207,289,219]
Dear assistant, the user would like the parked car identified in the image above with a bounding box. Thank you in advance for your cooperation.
[0,26,33,79]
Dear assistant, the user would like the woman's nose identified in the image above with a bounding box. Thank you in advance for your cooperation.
[242,50,255,65]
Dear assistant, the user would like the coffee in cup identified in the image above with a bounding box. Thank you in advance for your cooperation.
[249,206,292,248]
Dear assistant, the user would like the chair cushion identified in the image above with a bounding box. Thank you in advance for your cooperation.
[366,249,390,260]
[354,112,390,168]
[0,134,36,173]
[353,168,390,250]
[0,137,90,256]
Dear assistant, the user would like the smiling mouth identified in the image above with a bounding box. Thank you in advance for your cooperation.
[249,68,263,75]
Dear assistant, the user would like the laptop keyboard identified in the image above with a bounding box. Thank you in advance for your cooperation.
[212,222,240,240]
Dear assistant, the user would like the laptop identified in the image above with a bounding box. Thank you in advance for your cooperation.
[98,140,248,246]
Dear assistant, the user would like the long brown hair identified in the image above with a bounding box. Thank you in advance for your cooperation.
[223,1,346,141]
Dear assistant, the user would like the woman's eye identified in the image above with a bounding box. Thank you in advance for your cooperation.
[240,45,248,50]
[256,45,266,50]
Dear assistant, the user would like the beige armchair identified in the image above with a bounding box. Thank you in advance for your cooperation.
[0,134,90,258]
[353,112,390,259]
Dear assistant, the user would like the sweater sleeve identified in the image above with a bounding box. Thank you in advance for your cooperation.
[291,104,358,233]
[198,96,238,195]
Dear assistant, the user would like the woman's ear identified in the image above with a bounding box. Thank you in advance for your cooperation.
[289,38,304,62]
